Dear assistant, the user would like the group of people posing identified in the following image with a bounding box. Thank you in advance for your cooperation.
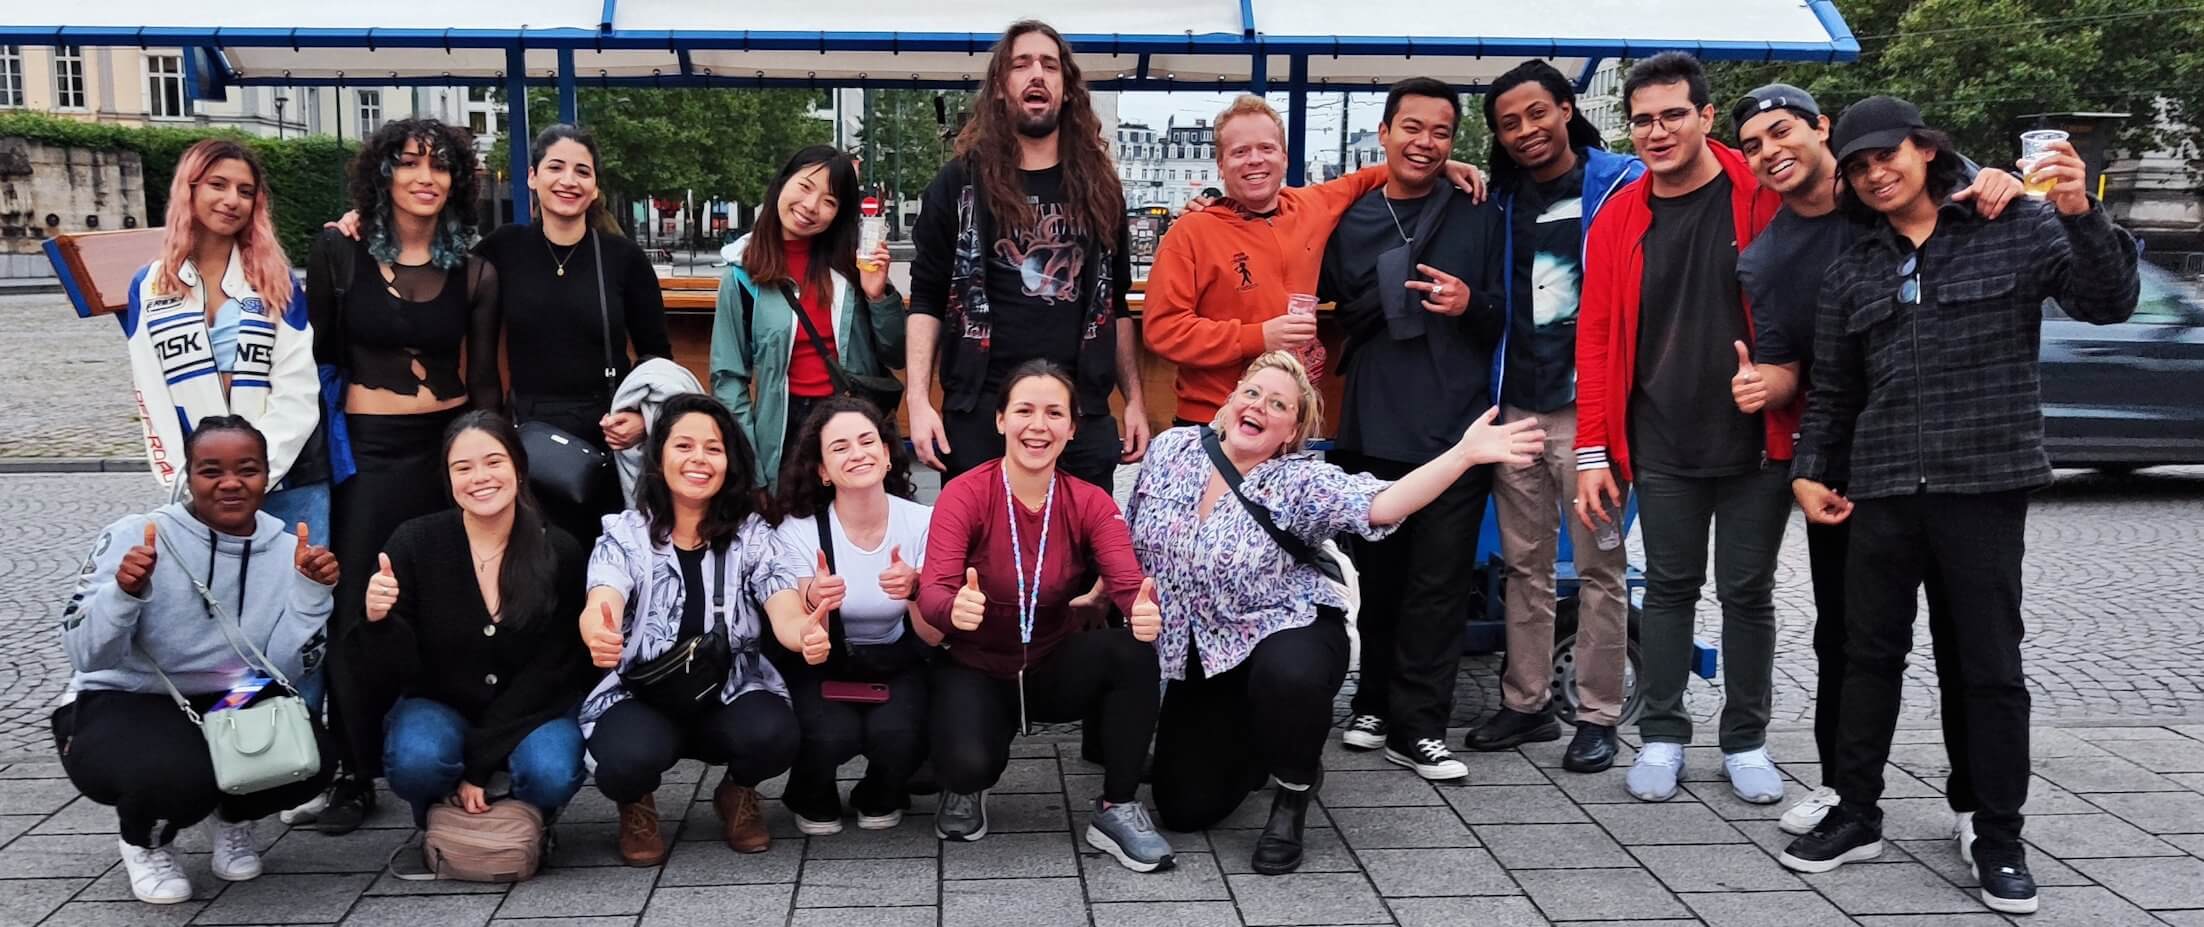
[57,17,2136,918]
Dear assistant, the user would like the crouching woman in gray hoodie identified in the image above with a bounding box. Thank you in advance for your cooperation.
[54,415,340,906]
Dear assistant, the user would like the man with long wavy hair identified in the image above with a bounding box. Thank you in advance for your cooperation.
[904,20,1151,494]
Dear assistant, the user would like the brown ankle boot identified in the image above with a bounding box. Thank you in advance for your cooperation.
[714,780,769,853]
[616,794,668,867]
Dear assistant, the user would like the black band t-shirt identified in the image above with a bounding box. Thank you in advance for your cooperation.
[1629,172,1762,477]
[980,166,1131,394]
[1505,160,1588,413]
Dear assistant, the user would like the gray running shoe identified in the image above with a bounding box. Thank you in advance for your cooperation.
[935,790,988,842]
[1085,799,1176,872]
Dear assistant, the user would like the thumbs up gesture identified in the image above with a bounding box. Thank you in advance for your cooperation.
[799,597,833,665]
[364,552,400,622]
[877,545,917,601]
[295,522,340,587]
[585,600,625,668]
[116,522,160,598]
[805,550,847,614]
[1129,578,1162,642]
[950,567,987,631]
[1730,340,1768,414]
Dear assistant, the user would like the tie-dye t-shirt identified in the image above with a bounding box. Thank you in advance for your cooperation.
[1504,162,1587,412]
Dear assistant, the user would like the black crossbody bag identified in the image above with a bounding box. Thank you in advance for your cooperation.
[1200,427,1347,586]
[622,544,732,716]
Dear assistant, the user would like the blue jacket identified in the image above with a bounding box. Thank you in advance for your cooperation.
[1489,147,1644,410]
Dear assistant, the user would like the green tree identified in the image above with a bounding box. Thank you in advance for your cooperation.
[1451,104,1493,165]
[525,87,829,209]
[1704,0,2204,171]
[857,90,971,214]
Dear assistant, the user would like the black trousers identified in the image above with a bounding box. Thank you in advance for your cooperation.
[943,405,1121,492]
[1834,490,2030,851]
[55,690,336,847]
[1333,452,1491,742]
[1807,519,1978,812]
[587,690,800,804]
[930,629,1159,804]
[779,640,932,819]
[1152,617,1348,832]
[330,407,464,779]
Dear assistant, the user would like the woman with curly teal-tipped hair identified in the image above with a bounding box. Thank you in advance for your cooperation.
[303,117,501,834]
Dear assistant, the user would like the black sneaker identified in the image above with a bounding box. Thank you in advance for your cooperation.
[313,776,376,836]
[1384,736,1469,781]
[1341,714,1386,751]
[1466,707,1562,752]
[1777,803,1884,873]
[1561,722,1620,773]
[1975,846,2039,915]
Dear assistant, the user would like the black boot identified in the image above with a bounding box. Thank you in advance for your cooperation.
[1252,780,1317,875]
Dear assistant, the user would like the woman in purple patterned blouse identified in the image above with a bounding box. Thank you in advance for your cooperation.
[1128,352,1541,874]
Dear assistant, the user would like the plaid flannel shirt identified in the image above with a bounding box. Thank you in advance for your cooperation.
[1793,198,2139,500]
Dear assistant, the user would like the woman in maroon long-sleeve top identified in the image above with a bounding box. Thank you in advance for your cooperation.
[918,360,1172,873]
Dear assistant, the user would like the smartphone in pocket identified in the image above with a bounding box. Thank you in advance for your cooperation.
[820,681,891,704]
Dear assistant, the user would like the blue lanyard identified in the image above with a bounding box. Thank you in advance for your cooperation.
[1001,468,1055,647]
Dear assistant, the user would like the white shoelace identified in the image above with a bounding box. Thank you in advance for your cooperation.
[1413,738,1452,762]
[132,845,187,882]
[1350,715,1382,731]
[1727,748,1778,770]
[215,822,256,859]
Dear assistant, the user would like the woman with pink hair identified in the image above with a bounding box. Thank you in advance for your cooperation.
[120,139,328,538]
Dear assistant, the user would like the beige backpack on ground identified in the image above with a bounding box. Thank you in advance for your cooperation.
[420,801,546,882]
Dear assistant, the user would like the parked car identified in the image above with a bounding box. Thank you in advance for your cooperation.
[2041,263,2204,470]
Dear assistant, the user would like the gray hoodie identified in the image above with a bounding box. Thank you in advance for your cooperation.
[61,503,332,697]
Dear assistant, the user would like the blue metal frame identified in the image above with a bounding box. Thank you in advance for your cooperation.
[505,46,530,225]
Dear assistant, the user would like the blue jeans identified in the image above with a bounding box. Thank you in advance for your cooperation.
[383,698,584,828]
[261,480,331,547]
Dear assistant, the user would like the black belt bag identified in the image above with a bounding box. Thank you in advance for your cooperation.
[622,546,733,717]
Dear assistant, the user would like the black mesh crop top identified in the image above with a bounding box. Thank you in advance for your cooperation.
[307,233,501,409]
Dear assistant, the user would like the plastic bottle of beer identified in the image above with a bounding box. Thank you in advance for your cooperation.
[857,196,886,271]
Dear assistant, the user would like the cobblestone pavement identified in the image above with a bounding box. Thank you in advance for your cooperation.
[0,295,146,459]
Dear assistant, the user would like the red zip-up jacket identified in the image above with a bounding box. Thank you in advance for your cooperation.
[1574,140,1793,482]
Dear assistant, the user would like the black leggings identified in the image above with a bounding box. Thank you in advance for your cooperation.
[1153,617,1349,832]
[930,629,1159,804]
[586,691,800,804]
[780,644,931,819]
[56,690,336,847]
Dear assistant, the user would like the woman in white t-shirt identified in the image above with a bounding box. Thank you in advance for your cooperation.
[769,397,940,834]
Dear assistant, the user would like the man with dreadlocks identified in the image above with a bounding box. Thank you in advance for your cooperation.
[905,19,1151,493]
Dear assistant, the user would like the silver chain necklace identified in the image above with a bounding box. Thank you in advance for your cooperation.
[1383,196,1415,245]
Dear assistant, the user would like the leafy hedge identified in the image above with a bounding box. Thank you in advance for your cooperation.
[0,112,355,262]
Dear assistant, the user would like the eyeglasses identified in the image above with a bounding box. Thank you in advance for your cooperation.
[1896,252,1920,305]
[1627,107,1699,136]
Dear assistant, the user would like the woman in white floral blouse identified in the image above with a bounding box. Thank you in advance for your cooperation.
[1127,352,1541,874]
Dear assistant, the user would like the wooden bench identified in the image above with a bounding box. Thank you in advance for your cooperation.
[661,275,719,313]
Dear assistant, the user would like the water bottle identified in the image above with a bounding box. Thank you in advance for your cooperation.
[857,196,886,271]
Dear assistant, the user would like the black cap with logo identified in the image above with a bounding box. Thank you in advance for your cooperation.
[1831,96,1929,165]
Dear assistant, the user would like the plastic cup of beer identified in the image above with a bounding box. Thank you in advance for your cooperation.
[2018,129,2069,198]
[1287,293,1319,318]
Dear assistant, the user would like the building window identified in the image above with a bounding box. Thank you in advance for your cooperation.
[145,54,187,119]
[0,46,23,107]
[52,45,86,110]
[356,89,382,134]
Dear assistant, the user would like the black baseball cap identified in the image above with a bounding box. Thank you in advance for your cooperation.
[1730,83,1821,135]
[1832,96,1929,164]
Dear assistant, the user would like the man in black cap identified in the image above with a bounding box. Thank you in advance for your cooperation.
[1729,84,2021,843]
[1775,97,2138,918]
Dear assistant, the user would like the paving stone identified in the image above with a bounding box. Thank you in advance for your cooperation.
[30,796,123,835]
[1079,849,1229,902]
[1797,859,1980,915]
[0,876,90,925]
[2073,726,2193,742]
[1853,915,2009,927]
[1583,800,1749,845]
[1542,766,1640,805]
[0,777,84,815]
[941,875,1087,927]
[1895,839,2093,888]
[2164,832,2204,856]
[262,825,416,873]
[71,853,225,902]
[1457,751,1552,785]
[637,884,794,927]
[1317,770,1447,807]
[994,757,1063,794]
[1327,805,1477,849]
[2102,738,2204,773]
[0,833,122,878]
[941,831,1078,879]
[560,821,678,865]
[1683,780,1809,822]
[1201,788,1330,831]
[1316,742,1403,771]
[2018,885,2169,926]
[194,872,372,924]
[2025,775,2111,815]
[1209,826,1357,874]
[0,763,68,780]
[338,894,504,927]
[2171,773,2204,793]
[799,820,940,859]
[655,835,804,885]
[2022,812,2183,857]
[1443,785,1588,824]
[1680,889,1856,926]
[0,813,41,843]
[488,918,636,927]
[1474,823,1636,869]
[1224,871,1390,926]
[1514,866,1686,920]
[788,907,938,927]
[37,900,207,927]
[984,792,1072,833]
[1357,847,1516,897]
[1631,843,1806,892]
[496,865,658,918]
[797,857,937,907]
[2067,855,2204,909]
[2083,790,2204,833]
[2037,756,2187,793]
[1090,900,1243,927]
[1388,896,1548,927]
[361,869,511,896]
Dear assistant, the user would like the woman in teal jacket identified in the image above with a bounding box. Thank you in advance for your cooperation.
[712,146,906,487]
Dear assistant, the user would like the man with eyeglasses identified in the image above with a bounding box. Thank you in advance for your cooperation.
[1777,96,2137,917]
[1729,84,2023,846]
[1572,52,1792,808]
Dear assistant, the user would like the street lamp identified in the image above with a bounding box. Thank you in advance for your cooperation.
[273,93,288,140]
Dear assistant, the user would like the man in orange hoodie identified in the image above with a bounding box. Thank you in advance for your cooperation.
[1141,96,1484,426]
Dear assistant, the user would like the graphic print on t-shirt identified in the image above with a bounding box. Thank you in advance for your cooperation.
[1530,196,1584,327]
[993,200,1085,304]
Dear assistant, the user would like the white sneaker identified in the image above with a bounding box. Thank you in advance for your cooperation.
[1341,715,1386,751]
[1384,738,1469,781]
[118,839,193,904]
[1955,811,1977,865]
[1626,742,1685,802]
[857,809,904,831]
[792,812,844,836]
[277,787,331,826]
[205,816,263,882]
[1723,747,1786,805]
[1779,787,1841,836]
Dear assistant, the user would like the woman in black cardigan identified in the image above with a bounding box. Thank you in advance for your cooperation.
[363,410,593,827]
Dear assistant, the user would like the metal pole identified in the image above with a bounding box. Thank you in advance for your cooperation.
[1337,91,1349,175]
[1286,56,1308,186]
[505,47,531,226]
[557,49,578,124]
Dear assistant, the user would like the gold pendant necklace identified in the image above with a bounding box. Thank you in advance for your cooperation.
[545,235,582,277]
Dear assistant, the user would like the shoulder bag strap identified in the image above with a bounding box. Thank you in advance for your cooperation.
[781,282,858,397]
[1199,427,1344,584]
[136,525,301,724]
[813,510,851,661]
[591,231,617,399]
